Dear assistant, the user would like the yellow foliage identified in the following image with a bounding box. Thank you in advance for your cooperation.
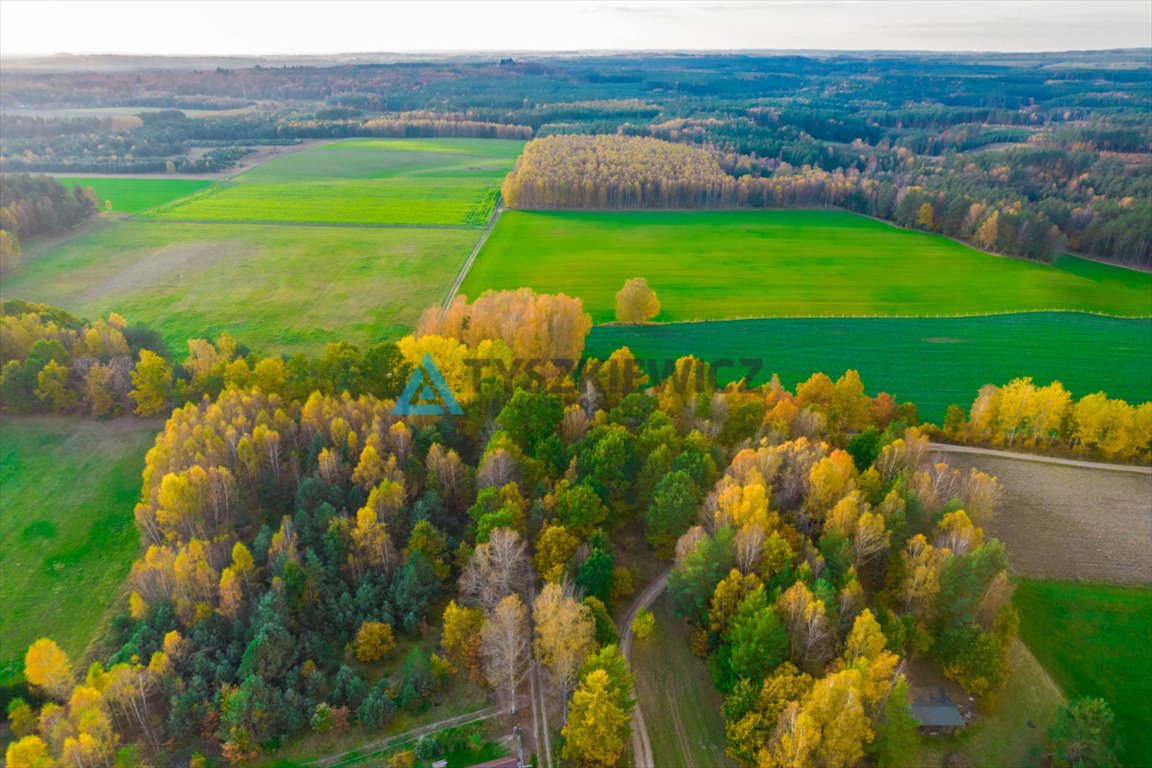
[354,621,395,663]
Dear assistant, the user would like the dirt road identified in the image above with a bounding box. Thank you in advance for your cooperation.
[442,201,504,311]
[618,568,671,768]
[929,442,1151,475]
[307,704,505,767]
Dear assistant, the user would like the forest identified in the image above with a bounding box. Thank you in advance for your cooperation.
[3,289,1135,767]
[2,51,1148,264]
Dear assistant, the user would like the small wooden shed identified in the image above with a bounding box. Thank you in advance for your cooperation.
[911,686,967,734]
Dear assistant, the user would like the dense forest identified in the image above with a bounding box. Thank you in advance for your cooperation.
[0,175,99,272]
[2,52,1148,265]
[1,289,1144,766]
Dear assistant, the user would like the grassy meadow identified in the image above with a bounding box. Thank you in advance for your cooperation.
[147,138,523,226]
[0,416,159,686]
[5,139,530,354]
[1016,580,1152,767]
[2,220,477,354]
[463,210,1152,321]
[53,176,213,213]
[586,313,1152,420]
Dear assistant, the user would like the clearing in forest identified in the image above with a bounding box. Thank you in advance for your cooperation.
[630,595,733,768]
[0,416,159,686]
[463,210,1152,321]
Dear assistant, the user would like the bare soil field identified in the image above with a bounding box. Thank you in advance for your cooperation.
[937,453,1152,583]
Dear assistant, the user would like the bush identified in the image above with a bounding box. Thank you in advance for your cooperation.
[389,750,415,768]
[631,609,656,641]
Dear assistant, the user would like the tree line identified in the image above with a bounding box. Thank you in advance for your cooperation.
[0,175,99,273]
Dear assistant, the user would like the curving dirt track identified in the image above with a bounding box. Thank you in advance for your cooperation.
[618,568,671,768]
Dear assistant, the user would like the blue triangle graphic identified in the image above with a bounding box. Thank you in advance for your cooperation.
[394,353,463,415]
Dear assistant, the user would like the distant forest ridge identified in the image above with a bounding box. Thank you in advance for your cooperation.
[1,50,1149,266]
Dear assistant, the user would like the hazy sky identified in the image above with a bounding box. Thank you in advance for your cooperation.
[1,0,1149,56]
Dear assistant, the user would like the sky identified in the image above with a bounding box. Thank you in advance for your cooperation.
[1,0,1150,57]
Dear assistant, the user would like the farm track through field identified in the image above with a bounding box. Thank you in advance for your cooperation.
[619,569,671,768]
[443,200,504,311]
[306,705,506,767]
[929,442,1152,475]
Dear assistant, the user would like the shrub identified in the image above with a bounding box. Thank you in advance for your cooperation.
[631,609,656,641]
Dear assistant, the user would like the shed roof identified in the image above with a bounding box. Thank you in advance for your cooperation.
[911,686,966,728]
[465,758,520,768]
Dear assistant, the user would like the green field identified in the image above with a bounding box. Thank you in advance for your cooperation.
[631,595,732,767]
[147,138,524,226]
[2,220,476,354]
[586,313,1152,420]
[53,176,213,213]
[0,416,158,686]
[463,210,1152,321]
[1016,580,1152,767]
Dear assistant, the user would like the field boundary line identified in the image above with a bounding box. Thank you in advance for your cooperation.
[442,199,505,312]
[929,442,1152,475]
[127,215,486,231]
[596,309,1152,327]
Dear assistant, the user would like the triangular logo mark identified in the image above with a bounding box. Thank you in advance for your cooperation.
[393,353,463,416]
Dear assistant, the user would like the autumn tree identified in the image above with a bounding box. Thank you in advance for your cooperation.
[614,277,661,323]
[25,639,73,701]
[5,736,56,768]
[533,523,580,582]
[354,621,395,663]
[532,581,597,721]
[481,595,529,713]
[129,350,172,416]
[34,359,76,413]
[562,646,634,768]
[442,601,485,680]
[459,528,529,612]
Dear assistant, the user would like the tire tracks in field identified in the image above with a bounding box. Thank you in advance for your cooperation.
[618,568,671,768]
[442,200,504,312]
